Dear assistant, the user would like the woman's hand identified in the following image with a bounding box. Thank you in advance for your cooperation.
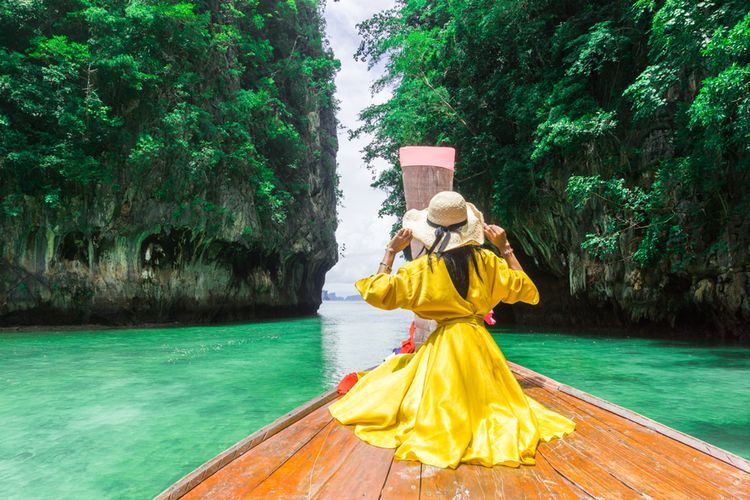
[378,228,412,274]
[484,223,523,271]
[386,228,413,254]
[483,223,509,250]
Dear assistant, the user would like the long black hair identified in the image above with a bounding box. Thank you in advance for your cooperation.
[424,244,484,300]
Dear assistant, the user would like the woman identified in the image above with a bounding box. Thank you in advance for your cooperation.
[328,191,575,469]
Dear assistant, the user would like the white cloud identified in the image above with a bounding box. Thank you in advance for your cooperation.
[322,0,404,297]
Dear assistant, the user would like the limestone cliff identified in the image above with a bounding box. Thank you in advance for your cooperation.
[0,109,338,325]
[0,1,339,325]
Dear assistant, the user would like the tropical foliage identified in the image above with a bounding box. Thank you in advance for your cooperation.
[352,0,749,278]
[0,0,340,232]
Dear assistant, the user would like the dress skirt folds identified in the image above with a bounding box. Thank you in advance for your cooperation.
[328,248,575,469]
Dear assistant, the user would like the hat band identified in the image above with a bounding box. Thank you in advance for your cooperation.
[426,218,468,255]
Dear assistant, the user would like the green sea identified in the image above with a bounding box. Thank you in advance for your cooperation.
[0,301,747,498]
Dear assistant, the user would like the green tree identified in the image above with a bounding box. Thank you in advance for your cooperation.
[351,0,749,333]
[0,0,341,233]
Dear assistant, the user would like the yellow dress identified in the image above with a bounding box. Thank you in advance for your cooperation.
[327,247,575,469]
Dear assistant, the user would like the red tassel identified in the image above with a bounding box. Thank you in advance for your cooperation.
[484,310,496,325]
[400,338,415,354]
[399,320,416,354]
[337,372,359,395]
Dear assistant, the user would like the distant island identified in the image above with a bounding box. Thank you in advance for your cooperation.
[321,290,364,302]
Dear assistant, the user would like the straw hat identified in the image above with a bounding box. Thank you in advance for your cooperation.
[402,191,485,255]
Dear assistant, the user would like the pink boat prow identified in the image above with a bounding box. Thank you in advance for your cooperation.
[399,145,456,170]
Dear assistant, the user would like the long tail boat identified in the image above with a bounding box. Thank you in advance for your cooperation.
[156,360,750,499]
[158,148,750,498]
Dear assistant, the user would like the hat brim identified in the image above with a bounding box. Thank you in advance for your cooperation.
[402,202,485,254]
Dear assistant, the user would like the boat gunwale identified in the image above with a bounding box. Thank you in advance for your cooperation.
[156,361,750,499]
[507,360,750,475]
[154,385,340,500]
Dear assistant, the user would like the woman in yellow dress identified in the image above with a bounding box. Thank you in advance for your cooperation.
[328,191,575,469]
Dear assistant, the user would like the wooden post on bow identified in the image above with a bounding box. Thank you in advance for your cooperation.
[399,145,456,348]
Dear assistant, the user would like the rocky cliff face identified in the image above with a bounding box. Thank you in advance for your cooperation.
[1,108,338,326]
[0,117,339,325]
[493,235,750,341]
[0,1,339,326]
[489,121,749,341]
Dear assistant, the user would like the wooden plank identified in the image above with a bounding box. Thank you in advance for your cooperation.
[509,361,750,475]
[516,370,750,493]
[523,384,728,499]
[508,361,563,391]
[379,459,421,499]
[537,433,639,499]
[420,463,483,499]
[543,385,750,497]
[588,410,750,493]
[507,452,589,499]
[184,402,335,499]
[487,459,579,499]
[535,452,594,498]
[156,388,340,500]
[498,369,641,498]
[419,454,581,500]
[492,465,539,498]
[312,431,394,499]
[561,383,750,475]
[244,417,362,497]
[517,370,750,492]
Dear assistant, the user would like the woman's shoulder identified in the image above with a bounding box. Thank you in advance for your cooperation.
[400,253,430,272]
[473,246,510,272]
[473,246,500,262]
[474,247,493,258]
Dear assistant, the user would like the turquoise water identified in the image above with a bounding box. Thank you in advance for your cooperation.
[0,302,748,498]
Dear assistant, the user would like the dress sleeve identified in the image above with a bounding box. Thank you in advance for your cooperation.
[354,265,415,310]
[484,250,540,306]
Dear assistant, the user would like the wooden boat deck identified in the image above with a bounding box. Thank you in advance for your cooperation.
[158,362,750,499]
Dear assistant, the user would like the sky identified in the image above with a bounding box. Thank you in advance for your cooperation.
[321,0,406,297]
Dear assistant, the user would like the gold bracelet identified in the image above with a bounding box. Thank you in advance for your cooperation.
[501,246,514,257]
[379,261,392,272]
